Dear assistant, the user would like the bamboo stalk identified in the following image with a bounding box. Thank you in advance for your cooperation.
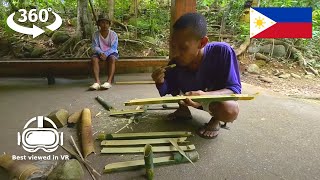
[97,131,193,140]
[101,137,187,146]
[101,145,195,154]
[124,94,255,106]
[144,144,154,180]
[104,151,199,173]
[81,108,95,158]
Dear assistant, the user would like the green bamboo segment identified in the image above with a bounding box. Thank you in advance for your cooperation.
[97,131,193,140]
[101,137,188,146]
[104,151,199,173]
[144,144,154,180]
[101,145,195,154]
[95,96,115,111]
[124,94,255,106]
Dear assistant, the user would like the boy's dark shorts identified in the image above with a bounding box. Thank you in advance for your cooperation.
[92,52,119,61]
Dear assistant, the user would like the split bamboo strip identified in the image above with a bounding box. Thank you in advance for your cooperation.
[104,151,199,173]
[101,137,188,146]
[97,131,193,140]
[101,145,195,154]
[124,94,255,106]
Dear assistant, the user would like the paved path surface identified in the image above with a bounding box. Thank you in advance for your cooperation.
[0,74,319,180]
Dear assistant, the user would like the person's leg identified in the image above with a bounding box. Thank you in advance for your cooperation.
[167,103,192,120]
[91,56,101,84]
[106,55,116,83]
[198,101,239,138]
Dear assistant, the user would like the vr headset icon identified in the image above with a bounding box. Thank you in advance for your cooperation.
[17,116,63,153]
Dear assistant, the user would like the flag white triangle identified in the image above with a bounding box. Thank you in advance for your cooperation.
[250,8,276,38]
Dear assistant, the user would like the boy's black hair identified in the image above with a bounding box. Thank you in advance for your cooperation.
[173,12,207,38]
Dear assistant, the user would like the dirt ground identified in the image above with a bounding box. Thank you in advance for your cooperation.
[239,55,320,97]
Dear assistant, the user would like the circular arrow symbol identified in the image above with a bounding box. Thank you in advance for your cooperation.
[46,11,62,31]
[6,9,62,38]
[6,12,45,38]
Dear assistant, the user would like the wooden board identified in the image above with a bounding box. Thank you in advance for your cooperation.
[101,137,188,146]
[97,131,192,140]
[0,58,168,77]
[124,94,255,106]
[101,145,195,154]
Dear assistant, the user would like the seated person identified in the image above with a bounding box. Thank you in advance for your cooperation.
[90,14,119,90]
[152,13,241,139]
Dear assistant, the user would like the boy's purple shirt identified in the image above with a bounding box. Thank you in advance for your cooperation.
[156,42,241,96]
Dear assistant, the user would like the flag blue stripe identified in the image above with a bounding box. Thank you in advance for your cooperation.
[253,7,312,22]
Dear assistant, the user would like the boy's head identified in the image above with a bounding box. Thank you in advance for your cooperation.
[97,14,111,30]
[171,13,208,66]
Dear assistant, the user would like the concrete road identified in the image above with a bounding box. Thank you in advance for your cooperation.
[0,74,319,180]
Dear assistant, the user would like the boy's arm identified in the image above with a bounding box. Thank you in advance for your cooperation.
[104,32,118,56]
[155,61,180,97]
[92,32,103,54]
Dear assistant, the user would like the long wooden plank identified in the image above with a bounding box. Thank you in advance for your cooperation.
[97,131,192,140]
[104,151,199,173]
[101,137,187,146]
[0,58,168,77]
[101,145,195,154]
[124,94,255,106]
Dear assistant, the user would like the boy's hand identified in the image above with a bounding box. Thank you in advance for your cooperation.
[179,90,206,108]
[151,68,166,84]
[99,53,107,60]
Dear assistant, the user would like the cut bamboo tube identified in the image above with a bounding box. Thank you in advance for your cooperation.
[144,144,154,180]
[104,151,199,173]
[124,94,255,106]
[101,137,187,146]
[95,96,115,111]
[0,153,41,180]
[81,108,95,158]
[97,131,192,140]
[101,145,195,154]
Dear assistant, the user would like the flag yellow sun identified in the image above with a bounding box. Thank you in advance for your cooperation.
[254,17,265,29]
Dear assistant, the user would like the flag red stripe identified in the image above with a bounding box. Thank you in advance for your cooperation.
[253,23,312,38]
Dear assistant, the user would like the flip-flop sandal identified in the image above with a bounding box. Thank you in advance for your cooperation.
[196,123,220,139]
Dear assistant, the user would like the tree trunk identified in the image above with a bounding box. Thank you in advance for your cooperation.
[77,0,93,39]
[134,0,138,38]
[108,0,114,20]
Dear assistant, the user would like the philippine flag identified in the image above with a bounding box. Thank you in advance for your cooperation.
[250,7,312,38]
